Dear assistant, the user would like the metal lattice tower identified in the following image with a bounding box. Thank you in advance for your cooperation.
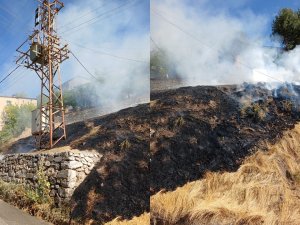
[16,0,69,149]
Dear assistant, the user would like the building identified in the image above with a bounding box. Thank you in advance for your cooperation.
[0,96,37,130]
[62,77,90,91]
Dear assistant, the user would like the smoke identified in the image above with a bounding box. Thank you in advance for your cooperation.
[151,0,300,86]
[1,0,149,110]
[58,0,150,109]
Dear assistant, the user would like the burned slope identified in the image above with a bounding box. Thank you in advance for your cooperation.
[151,123,300,225]
[150,84,300,194]
[65,104,149,224]
[6,103,150,224]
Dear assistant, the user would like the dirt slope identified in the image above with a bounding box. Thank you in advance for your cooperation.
[6,103,150,224]
[150,84,300,194]
[151,122,300,225]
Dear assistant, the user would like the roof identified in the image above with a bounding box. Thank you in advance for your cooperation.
[0,96,37,101]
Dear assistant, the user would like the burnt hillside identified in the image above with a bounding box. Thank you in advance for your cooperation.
[150,84,300,194]
[6,103,150,224]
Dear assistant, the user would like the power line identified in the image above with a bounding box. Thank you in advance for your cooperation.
[62,1,140,37]
[151,8,285,83]
[69,50,100,82]
[60,0,136,35]
[0,1,142,92]
[0,0,33,56]
[68,40,148,63]
[150,36,165,54]
[58,1,110,30]
[0,66,21,85]
[0,69,26,91]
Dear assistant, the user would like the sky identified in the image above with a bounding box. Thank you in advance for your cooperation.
[0,0,150,98]
[201,0,299,42]
[153,0,299,44]
[151,0,300,86]
[0,0,299,97]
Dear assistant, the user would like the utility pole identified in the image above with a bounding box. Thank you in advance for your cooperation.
[16,0,69,149]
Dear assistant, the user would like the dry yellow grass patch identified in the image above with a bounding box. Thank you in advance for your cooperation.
[151,123,300,225]
[70,124,102,147]
[105,213,150,225]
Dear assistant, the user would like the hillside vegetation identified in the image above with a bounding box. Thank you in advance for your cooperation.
[6,103,150,224]
[0,103,36,147]
[150,84,300,194]
[151,122,300,225]
[105,213,150,225]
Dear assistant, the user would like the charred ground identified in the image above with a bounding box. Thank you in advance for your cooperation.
[6,103,150,224]
[150,83,300,194]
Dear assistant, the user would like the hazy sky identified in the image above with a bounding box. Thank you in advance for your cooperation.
[0,0,150,98]
[0,0,299,97]
[151,0,300,85]
[152,0,299,43]
[201,0,299,40]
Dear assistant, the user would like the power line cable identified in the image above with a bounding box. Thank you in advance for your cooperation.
[69,50,101,82]
[62,1,140,37]
[0,66,21,86]
[60,0,136,35]
[0,69,26,91]
[0,67,25,89]
[68,40,148,63]
[58,1,110,30]
[151,8,285,83]
[150,36,165,54]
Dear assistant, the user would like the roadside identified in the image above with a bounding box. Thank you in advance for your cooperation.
[0,200,50,225]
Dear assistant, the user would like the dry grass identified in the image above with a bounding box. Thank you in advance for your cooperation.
[70,124,101,147]
[105,213,150,225]
[151,123,300,225]
[0,180,71,224]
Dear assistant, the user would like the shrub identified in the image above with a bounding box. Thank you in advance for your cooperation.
[280,100,293,112]
[0,160,73,224]
[240,102,267,122]
[120,139,131,150]
[0,179,72,224]
[26,161,51,204]
[175,116,185,127]
[0,103,36,145]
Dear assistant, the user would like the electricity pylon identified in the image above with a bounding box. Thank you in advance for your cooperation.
[16,0,69,149]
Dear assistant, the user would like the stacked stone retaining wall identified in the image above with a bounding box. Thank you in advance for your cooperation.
[0,151,101,202]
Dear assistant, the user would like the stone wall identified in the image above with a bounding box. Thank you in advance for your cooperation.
[0,150,101,202]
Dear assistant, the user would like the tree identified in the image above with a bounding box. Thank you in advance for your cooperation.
[150,49,169,79]
[272,8,300,51]
[63,83,100,110]
[0,103,36,144]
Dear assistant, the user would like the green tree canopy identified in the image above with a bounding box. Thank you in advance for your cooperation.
[0,103,36,144]
[272,8,300,51]
[150,49,169,79]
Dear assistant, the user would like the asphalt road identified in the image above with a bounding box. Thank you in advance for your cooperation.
[0,200,50,225]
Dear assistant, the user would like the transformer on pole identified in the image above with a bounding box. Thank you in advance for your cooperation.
[16,0,69,149]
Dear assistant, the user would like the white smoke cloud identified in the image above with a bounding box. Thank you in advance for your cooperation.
[151,0,300,86]
[57,0,149,107]
[1,0,149,108]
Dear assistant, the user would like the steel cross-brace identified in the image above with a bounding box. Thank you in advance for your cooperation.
[16,0,69,149]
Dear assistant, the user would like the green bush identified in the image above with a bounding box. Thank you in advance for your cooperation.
[240,103,268,122]
[280,100,293,112]
[272,8,300,51]
[0,103,36,144]
[0,179,71,224]
[26,161,51,204]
